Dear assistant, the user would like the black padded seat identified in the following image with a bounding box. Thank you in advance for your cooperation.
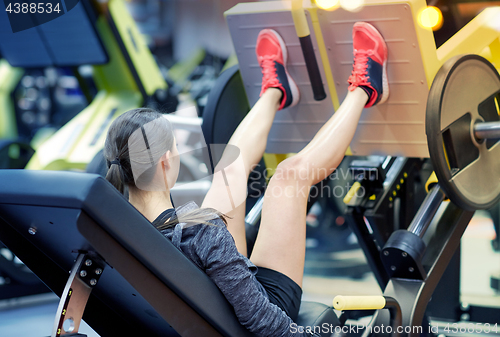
[297,302,339,337]
[0,170,338,336]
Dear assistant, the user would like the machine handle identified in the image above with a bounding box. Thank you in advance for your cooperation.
[291,1,326,101]
[333,295,386,310]
[343,181,361,204]
[299,36,327,101]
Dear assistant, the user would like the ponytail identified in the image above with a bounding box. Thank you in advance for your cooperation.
[105,160,125,194]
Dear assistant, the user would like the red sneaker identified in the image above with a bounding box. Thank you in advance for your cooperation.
[256,29,300,110]
[348,22,389,108]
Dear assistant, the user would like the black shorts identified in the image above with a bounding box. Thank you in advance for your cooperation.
[255,267,302,321]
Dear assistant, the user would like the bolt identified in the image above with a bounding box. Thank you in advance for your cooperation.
[90,279,97,286]
[383,251,389,256]
[28,227,37,235]
[460,313,470,321]
[85,259,92,266]
[80,270,87,278]
[391,266,396,271]
[402,252,408,257]
[95,268,102,275]
[409,267,414,272]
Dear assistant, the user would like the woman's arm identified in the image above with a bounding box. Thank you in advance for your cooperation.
[192,223,307,337]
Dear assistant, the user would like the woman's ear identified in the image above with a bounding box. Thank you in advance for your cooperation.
[161,151,171,169]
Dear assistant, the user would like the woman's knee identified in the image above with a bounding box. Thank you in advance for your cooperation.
[272,156,312,185]
[214,154,248,183]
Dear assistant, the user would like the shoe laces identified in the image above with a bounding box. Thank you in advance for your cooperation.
[261,56,280,88]
[348,50,372,88]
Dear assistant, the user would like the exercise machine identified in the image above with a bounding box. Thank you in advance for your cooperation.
[0,0,168,171]
[0,60,34,169]
[0,170,339,337]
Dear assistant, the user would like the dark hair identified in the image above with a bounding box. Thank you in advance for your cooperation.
[104,108,159,194]
[104,108,227,228]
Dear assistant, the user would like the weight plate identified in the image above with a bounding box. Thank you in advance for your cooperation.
[426,55,500,211]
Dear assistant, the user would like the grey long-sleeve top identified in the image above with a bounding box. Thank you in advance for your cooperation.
[155,202,306,337]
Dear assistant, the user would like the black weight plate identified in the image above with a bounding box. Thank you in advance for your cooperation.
[426,55,500,211]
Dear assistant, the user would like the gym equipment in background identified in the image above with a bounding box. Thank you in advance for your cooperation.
[0,60,34,169]
[0,0,168,171]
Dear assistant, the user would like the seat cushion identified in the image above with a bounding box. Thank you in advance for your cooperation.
[296,301,339,337]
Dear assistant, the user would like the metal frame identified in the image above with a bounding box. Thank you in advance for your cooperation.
[347,158,427,289]
[362,201,474,336]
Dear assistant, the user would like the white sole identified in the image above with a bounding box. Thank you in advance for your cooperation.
[268,29,300,108]
[379,59,389,105]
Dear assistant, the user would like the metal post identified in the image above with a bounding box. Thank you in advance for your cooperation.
[245,195,264,227]
[474,121,500,140]
[407,186,446,238]
[384,296,402,337]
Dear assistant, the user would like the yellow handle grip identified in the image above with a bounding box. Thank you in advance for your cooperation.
[343,181,361,204]
[333,296,386,310]
[291,0,310,37]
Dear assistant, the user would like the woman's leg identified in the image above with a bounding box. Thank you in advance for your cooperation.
[250,22,389,287]
[202,88,280,256]
[202,29,299,256]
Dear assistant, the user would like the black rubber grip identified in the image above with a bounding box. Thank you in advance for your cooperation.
[299,35,326,101]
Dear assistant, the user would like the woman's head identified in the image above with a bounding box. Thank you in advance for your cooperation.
[104,108,179,194]
[104,107,228,229]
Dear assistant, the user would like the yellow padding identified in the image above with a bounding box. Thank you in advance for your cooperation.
[425,171,438,193]
[425,171,449,200]
[333,296,386,311]
[343,181,361,204]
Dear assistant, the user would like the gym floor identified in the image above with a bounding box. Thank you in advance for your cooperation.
[0,209,498,337]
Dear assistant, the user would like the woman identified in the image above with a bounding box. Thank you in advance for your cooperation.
[104,22,388,337]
